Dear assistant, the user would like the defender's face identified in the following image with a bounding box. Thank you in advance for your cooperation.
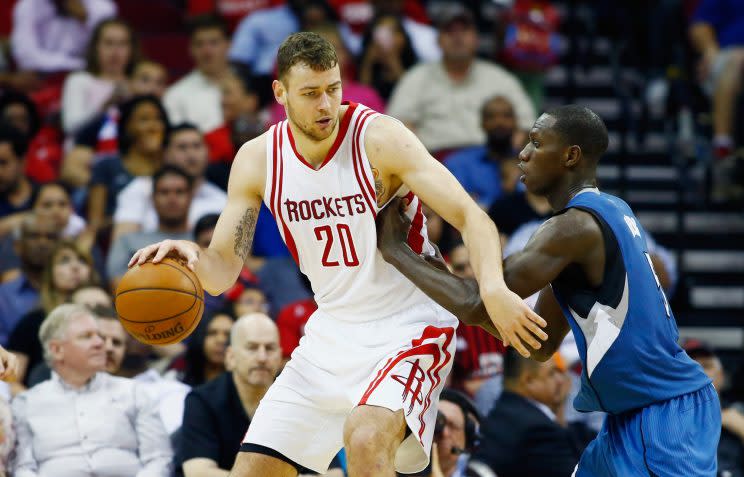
[518,114,567,196]
[277,63,342,142]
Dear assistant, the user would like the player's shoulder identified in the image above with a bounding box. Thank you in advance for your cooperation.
[364,114,412,149]
[536,208,602,248]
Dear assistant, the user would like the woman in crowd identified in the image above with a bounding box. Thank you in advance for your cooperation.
[61,18,141,135]
[168,311,235,387]
[87,95,169,232]
[7,241,99,390]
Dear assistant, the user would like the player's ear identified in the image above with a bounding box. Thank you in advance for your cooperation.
[564,145,581,168]
[272,79,286,106]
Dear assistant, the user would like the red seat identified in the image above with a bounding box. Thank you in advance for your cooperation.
[140,34,193,78]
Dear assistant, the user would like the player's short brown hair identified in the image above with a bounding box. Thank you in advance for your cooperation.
[277,32,338,84]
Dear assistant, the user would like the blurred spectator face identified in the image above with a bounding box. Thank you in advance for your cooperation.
[435,400,467,470]
[482,97,517,154]
[165,129,208,179]
[97,22,132,77]
[190,27,230,76]
[17,217,60,271]
[126,102,166,155]
[2,103,31,136]
[221,74,259,123]
[34,184,73,230]
[97,318,127,374]
[153,172,192,227]
[129,62,167,98]
[439,20,478,64]
[693,355,725,392]
[279,63,342,142]
[234,288,269,316]
[71,286,112,309]
[51,246,92,294]
[195,225,215,249]
[203,313,233,368]
[0,141,24,196]
[227,314,281,387]
[525,359,564,407]
[50,312,106,373]
[372,17,408,55]
[450,244,473,278]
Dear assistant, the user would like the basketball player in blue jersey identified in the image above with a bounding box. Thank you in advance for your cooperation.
[377,105,721,476]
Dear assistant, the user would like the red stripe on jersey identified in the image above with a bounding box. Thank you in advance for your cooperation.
[276,125,300,266]
[268,125,279,218]
[407,198,425,254]
[351,109,377,218]
[354,110,378,205]
[287,102,357,171]
[359,326,454,441]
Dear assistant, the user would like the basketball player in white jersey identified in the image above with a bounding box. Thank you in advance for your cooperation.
[129,32,547,477]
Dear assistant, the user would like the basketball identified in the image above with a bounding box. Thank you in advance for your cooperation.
[115,256,204,345]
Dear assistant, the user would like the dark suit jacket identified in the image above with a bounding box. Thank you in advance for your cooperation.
[472,391,582,477]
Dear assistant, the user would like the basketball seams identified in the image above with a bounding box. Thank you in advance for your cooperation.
[116,292,201,324]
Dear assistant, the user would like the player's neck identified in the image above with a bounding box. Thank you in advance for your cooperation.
[547,178,598,211]
[287,115,341,168]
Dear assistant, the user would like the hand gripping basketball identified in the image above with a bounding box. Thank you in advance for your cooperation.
[128,239,201,271]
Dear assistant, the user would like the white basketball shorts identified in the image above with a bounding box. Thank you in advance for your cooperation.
[241,301,458,474]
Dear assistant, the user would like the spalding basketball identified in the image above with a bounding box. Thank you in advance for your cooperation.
[115,256,204,345]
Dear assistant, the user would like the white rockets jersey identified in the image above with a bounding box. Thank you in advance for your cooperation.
[263,102,437,322]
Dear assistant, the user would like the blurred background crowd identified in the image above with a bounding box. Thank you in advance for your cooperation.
[0,0,742,476]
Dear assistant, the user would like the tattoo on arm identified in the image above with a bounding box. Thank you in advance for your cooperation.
[234,207,258,261]
[372,167,385,202]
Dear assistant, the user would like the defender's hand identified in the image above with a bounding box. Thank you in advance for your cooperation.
[376,197,412,258]
[483,285,548,357]
[128,240,201,271]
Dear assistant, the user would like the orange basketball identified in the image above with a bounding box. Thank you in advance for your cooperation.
[115,256,204,345]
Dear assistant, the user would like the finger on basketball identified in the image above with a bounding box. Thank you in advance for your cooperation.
[136,245,157,265]
[151,243,172,264]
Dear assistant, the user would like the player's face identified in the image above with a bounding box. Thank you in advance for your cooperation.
[518,114,567,196]
[98,318,127,374]
[435,401,467,469]
[277,63,342,142]
[53,313,106,373]
[229,321,281,387]
[203,314,233,366]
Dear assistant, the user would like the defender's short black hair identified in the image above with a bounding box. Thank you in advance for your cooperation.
[546,105,609,161]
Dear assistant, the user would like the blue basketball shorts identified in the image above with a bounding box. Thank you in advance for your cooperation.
[573,383,721,477]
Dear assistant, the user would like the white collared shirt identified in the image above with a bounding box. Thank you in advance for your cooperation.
[11,372,173,477]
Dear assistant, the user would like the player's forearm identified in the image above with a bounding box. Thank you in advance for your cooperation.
[383,244,486,326]
[195,247,242,296]
[460,208,507,294]
[689,23,718,55]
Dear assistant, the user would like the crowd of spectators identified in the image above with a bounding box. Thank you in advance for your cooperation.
[0,0,740,476]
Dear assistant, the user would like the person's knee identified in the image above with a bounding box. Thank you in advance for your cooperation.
[230,451,298,477]
[344,407,406,456]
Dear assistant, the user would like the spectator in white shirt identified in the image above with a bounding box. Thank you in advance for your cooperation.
[61,18,141,135]
[163,15,230,135]
[11,0,117,73]
[112,123,227,241]
[11,304,173,477]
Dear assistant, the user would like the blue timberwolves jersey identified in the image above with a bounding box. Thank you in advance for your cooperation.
[551,189,710,414]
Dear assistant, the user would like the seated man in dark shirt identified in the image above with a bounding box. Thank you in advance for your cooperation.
[176,313,283,476]
[471,348,583,477]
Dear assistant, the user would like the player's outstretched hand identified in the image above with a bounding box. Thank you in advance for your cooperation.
[376,197,411,258]
[128,239,201,271]
[0,346,19,382]
[483,286,548,358]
